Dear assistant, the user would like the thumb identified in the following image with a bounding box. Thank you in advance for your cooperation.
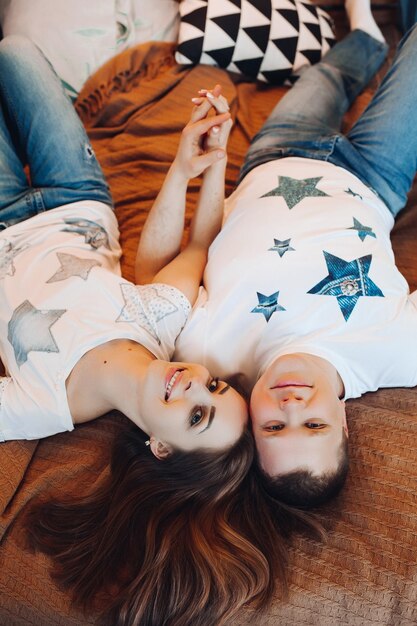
[194,149,226,173]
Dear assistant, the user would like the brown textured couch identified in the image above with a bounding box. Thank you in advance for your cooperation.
[1,2,416,625]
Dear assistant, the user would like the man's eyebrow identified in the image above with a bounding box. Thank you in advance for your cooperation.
[219,384,230,395]
[201,406,216,433]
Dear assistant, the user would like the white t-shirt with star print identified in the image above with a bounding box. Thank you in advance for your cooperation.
[175,157,417,397]
[0,201,190,441]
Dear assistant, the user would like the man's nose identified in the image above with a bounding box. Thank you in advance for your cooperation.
[279,393,306,410]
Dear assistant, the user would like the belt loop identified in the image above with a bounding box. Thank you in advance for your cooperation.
[33,189,46,213]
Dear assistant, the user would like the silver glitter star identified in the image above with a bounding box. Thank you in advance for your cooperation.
[261,175,329,209]
[117,284,179,344]
[47,252,101,283]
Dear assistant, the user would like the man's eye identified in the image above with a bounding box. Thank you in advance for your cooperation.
[208,377,219,392]
[265,424,284,432]
[190,407,204,427]
[305,422,325,429]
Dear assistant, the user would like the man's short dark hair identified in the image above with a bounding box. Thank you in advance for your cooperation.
[257,432,349,510]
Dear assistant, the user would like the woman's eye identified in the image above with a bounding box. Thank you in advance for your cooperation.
[265,424,284,432]
[190,407,204,427]
[305,422,324,429]
[208,377,219,392]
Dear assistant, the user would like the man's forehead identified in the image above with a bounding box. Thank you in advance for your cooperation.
[257,432,340,476]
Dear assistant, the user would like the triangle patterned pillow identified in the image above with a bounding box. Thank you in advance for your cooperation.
[175,0,336,84]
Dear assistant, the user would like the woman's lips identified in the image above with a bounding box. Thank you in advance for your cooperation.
[165,368,184,400]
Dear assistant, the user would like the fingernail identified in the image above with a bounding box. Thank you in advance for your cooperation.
[198,89,208,94]
[212,125,220,134]
[217,150,225,159]
[206,92,215,99]
[191,97,200,103]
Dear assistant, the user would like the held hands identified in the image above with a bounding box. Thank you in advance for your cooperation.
[172,84,232,181]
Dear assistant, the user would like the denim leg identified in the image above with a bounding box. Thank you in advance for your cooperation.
[336,23,417,216]
[0,102,32,228]
[239,30,388,183]
[0,35,113,229]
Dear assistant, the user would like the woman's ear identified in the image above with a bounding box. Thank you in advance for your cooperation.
[149,438,173,460]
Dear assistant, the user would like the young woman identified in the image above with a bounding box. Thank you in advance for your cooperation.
[0,37,248,455]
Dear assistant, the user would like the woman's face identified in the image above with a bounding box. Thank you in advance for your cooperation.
[137,360,249,456]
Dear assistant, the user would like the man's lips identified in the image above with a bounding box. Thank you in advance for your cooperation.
[270,382,313,390]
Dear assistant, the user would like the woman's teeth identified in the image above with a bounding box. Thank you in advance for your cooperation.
[165,370,182,400]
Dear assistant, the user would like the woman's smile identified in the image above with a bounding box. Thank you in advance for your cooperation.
[165,368,185,400]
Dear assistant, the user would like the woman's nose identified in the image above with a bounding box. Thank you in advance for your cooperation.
[184,376,206,393]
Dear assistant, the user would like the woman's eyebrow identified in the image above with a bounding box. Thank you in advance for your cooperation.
[200,406,216,432]
[219,384,230,395]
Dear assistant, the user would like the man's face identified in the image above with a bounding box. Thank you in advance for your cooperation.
[250,354,348,477]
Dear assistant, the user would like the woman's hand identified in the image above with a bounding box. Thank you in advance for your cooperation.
[191,85,233,152]
[172,85,232,181]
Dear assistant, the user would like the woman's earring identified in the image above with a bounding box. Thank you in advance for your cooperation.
[145,440,151,447]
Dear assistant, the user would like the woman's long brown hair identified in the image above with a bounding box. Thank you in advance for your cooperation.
[25,426,322,626]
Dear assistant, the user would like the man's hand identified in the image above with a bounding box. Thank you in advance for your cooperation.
[191,84,233,153]
[172,88,231,181]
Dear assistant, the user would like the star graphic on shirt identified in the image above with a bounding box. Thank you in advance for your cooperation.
[251,291,286,322]
[307,251,384,321]
[46,252,101,283]
[268,238,295,257]
[345,187,363,200]
[117,283,178,344]
[62,218,110,249]
[348,217,376,242]
[261,176,329,209]
[7,300,66,366]
[0,239,28,279]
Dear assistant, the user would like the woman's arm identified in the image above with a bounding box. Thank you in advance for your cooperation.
[135,99,230,286]
[149,88,233,304]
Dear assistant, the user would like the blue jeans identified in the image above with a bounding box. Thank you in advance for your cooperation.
[240,26,417,217]
[0,35,112,230]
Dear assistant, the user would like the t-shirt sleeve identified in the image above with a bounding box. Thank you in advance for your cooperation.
[0,376,74,441]
[134,283,191,361]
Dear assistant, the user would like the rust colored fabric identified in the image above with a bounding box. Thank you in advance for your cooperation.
[1,37,416,626]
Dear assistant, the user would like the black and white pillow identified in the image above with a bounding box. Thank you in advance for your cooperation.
[175,0,335,84]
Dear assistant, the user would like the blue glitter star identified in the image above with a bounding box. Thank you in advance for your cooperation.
[62,218,110,249]
[345,187,363,200]
[268,238,295,257]
[251,291,286,322]
[0,239,28,279]
[8,300,66,366]
[307,251,384,321]
[348,217,376,242]
[261,175,329,209]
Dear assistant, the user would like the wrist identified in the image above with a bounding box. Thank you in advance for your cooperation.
[170,159,192,185]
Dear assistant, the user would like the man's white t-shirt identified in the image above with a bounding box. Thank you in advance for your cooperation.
[0,201,190,441]
[175,157,417,396]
